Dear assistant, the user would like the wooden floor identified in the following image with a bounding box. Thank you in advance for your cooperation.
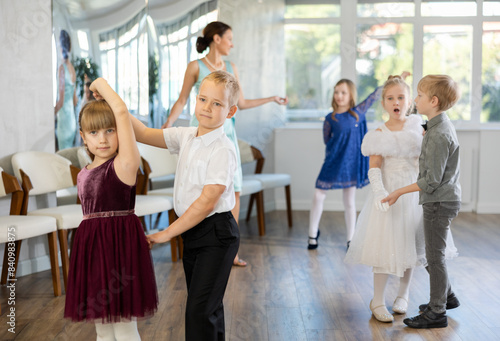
[1,210,500,341]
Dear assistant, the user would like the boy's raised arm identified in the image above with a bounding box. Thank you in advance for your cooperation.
[129,113,168,149]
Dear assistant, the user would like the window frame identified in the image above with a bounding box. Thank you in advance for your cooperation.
[284,0,500,129]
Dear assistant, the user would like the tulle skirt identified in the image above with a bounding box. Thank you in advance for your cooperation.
[345,160,458,277]
[64,215,158,323]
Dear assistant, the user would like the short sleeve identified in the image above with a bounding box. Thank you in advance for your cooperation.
[205,145,236,188]
[163,127,197,155]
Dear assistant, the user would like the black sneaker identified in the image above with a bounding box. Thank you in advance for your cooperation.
[404,308,448,329]
[419,293,460,312]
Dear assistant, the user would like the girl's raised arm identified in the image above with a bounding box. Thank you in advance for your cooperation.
[90,78,140,185]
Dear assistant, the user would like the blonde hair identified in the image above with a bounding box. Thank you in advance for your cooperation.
[331,79,358,122]
[418,75,460,112]
[78,100,116,160]
[200,70,240,107]
[382,75,412,115]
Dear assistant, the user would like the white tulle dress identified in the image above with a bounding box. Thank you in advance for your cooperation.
[344,115,458,277]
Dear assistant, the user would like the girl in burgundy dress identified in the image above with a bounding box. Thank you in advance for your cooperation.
[64,78,157,340]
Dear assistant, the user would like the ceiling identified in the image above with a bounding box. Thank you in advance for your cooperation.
[55,0,178,21]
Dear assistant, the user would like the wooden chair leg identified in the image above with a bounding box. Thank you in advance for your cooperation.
[1,240,22,284]
[285,185,293,228]
[256,191,266,236]
[246,193,256,222]
[170,238,178,262]
[58,229,70,291]
[168,209,180,262]
[139,216,147,232]
[153,211,163,230]
[47,232,62,296]
[178,236,184,259]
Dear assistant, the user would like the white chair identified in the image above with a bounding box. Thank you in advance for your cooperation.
[55,146,91,205]
[11,151,83,291]
[239,139,293,228]
[137,143,177,190]
[0,167,62,304]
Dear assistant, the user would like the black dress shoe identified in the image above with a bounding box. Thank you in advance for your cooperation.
[307,230,320,250]
[404,308,447,329]
[419,292,460,312]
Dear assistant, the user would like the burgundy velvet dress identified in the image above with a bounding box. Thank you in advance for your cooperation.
[64,157,158,323]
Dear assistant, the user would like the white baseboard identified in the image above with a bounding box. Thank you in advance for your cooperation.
[0,252,61,278]
[476,202,500,214]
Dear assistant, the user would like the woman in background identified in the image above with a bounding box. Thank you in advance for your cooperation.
[54,29,77,150]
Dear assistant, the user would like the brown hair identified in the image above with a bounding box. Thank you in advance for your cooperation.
[417,75,460,112]
[78,100,116,160]
[331,79,358,121]
[60,29,71,60]
[196,21,232,53]
[382,75,412,115]
[200,70,240,107]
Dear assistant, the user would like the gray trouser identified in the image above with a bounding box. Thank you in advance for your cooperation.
[422,201,460,314]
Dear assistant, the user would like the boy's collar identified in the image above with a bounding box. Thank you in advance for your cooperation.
[427,112,448,129]
[195,125,225,146]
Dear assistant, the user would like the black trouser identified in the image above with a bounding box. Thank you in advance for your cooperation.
[181,211,240,341]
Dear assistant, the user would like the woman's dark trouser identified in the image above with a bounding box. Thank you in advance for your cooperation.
[181,212,240,341]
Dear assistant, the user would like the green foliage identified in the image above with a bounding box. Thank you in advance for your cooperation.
[72,57,100,99]
[285,24,341,110]
[149,53,159,105]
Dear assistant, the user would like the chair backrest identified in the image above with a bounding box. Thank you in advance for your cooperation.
[11,151,79,196]
[137,143,177,179]
[56,146,91,169]
[238,139,265,174]
[0,167,24,215]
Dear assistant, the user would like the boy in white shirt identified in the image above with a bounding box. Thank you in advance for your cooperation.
[129,70,239,340]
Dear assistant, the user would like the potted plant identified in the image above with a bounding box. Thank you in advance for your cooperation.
[72,57,100,99]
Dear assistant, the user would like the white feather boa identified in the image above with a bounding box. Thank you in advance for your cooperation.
[361,115,423,158]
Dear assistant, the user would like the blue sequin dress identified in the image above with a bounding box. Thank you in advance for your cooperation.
[315,87,382,190]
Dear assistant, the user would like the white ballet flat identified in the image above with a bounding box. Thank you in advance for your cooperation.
[370,300,394,323]
[393,296,408,314]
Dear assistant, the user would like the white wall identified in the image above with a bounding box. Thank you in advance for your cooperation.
[0,0,56,276]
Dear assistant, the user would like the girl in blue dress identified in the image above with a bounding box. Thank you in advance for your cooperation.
[163,21,288,267]
[308,72,410,250]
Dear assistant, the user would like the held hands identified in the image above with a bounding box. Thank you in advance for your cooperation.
[273,96,289,105]
[90,78,106,100]
[368,168,390,212]
[146,230,171,249]
[381,190,401,207]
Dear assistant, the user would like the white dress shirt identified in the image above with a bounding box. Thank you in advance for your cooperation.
[163,125,236,217]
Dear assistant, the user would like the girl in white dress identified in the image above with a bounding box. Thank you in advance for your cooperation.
[344,75,457,323]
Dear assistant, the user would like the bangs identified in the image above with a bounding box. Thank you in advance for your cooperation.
[79,100,116,132]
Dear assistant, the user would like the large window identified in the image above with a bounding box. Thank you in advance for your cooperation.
[423,25,472,121]
[357,23,414,122]
[284,3,341,121]
[285,0,500,125]
[157,1,217,122]
[482,21,500,122]
[99,9,149,116]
